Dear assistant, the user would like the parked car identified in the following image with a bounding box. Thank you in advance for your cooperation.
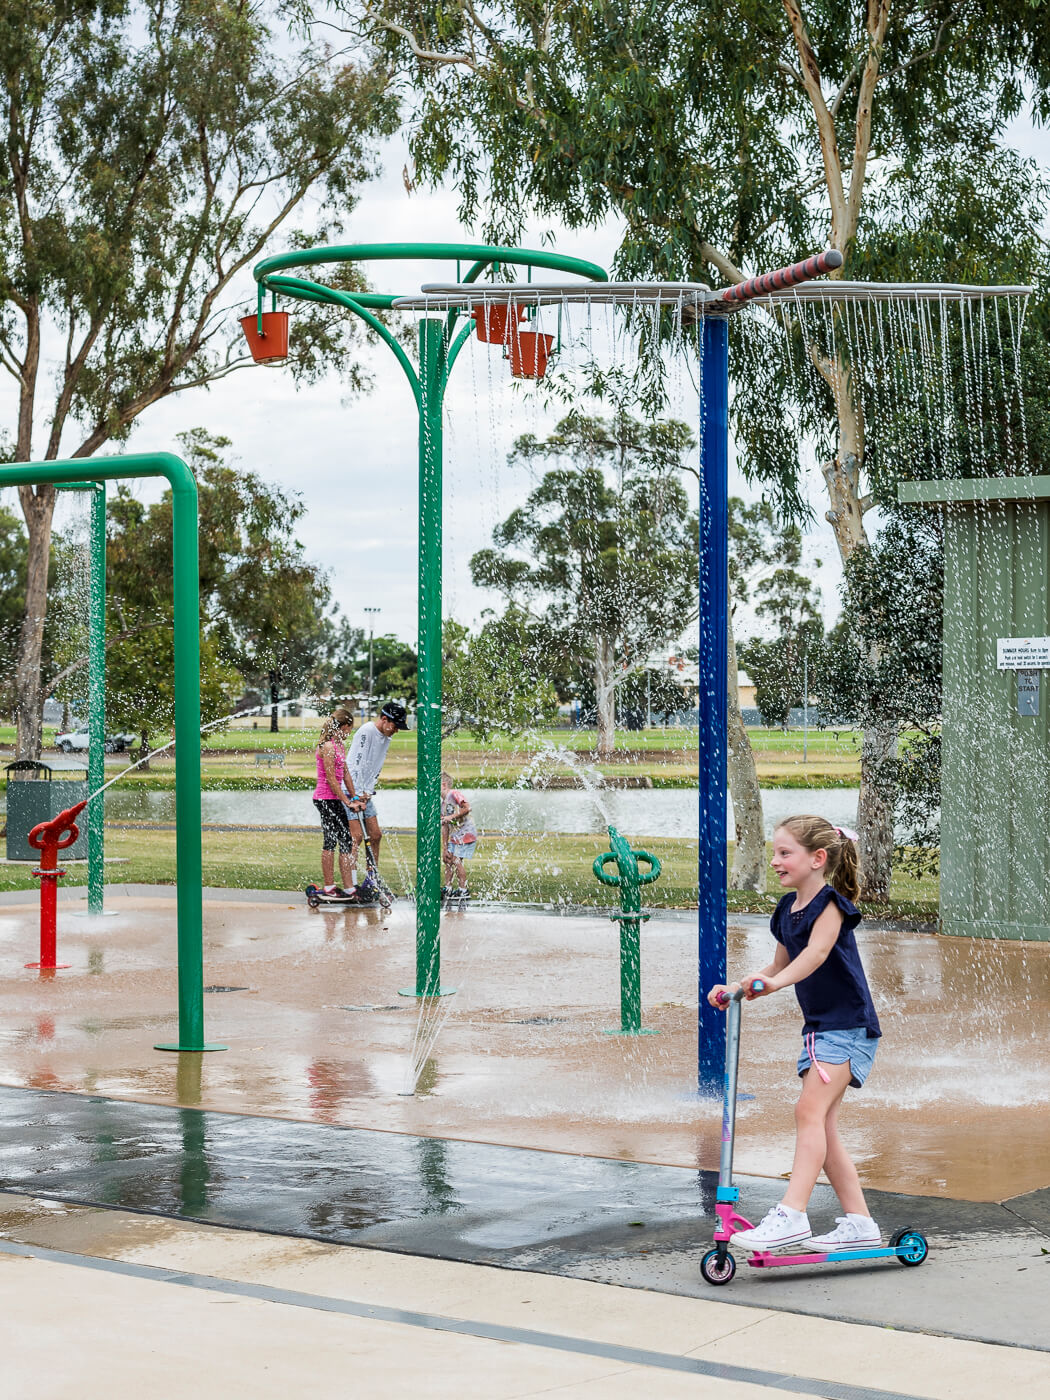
[55,726,137,753]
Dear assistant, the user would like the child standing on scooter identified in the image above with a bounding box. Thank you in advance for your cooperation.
[708,814,882,1253]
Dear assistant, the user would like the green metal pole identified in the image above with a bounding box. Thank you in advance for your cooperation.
[0,454,221,1052]
[87,483,106,914]
[409,318,453,997]
[156,466,224,1049]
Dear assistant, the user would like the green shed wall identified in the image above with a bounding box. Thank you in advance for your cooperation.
[900,477,1050,939]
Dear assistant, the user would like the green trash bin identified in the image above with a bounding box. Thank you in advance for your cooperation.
[4,760,89,861]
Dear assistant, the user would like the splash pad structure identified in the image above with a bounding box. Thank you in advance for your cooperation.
[0,452,221,1052]
[249,241,1034,1088]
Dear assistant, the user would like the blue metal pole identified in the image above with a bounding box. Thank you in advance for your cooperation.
[697,316,729,1093]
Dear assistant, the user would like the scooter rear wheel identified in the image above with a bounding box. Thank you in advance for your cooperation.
[700,1247,736,1285]
[891,1226,929,1266]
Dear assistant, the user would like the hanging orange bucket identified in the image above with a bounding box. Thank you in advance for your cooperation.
[240,310,290,364]
[508,327,554,379]
[472,302,524,344]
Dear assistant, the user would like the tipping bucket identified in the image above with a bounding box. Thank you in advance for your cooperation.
[472,302,525,344]
[508,327,554,380]
[239,311,290,364]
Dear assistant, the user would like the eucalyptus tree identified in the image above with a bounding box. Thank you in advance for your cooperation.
[102,429,333,749]
[472,413,698,758]
[727,497,823,890]
[352,0,1050,896]
[0,0,398,757]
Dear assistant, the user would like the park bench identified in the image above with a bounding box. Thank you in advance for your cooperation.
[253,752,285,768]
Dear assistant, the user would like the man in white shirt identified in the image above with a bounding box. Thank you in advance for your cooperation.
[344,700,407,876]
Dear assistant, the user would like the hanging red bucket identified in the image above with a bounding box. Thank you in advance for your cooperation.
[508,327,554,380]
[472,302,524,344]
[239,310,290,364]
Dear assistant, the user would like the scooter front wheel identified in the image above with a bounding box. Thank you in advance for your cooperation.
[891,1227,929,1266]
[700,1247,737,1285]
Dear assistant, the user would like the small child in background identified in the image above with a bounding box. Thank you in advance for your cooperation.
[440,772,478,902]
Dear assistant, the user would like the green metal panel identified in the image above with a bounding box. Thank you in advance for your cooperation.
[900,478,1050,939]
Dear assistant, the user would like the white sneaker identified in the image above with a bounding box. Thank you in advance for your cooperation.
[730,1204,811,1251]
[807,1215,881,1249]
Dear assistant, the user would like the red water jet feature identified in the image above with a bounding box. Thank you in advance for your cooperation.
[26,801,87,971]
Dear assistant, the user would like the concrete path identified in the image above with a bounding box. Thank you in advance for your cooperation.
[0,1087,1047,1352]
[2,1193,1049,1400]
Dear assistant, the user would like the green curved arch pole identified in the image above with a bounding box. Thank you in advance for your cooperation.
[253,244,608,996]
[0,452,222,1052]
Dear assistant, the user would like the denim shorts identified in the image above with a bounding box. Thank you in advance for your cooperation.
[446,840,476,861]
[797,1027,878,1088]
[347,794,377,820]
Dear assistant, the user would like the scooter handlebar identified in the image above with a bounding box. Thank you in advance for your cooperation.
[716,978,766,1006]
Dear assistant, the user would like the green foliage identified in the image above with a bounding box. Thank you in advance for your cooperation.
[355,1,1050,506]
[0,1,398,455]
[814,512,944,873]
[102,430,333,744]
[0,505,29,698]
[317,618,419,704]
[442,609,559,739]
[471,411,698,749]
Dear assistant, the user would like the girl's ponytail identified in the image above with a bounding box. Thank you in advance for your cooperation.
[779,814,861,903]
[828,831,861,903]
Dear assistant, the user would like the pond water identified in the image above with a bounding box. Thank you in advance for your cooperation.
[99,785,865,839]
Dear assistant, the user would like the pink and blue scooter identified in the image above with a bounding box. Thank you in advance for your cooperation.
[700,982,929,1286]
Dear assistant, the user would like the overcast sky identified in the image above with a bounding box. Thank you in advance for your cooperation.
[16,111,1050,654]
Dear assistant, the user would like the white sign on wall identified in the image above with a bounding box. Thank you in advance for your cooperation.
[997,637,1050,670]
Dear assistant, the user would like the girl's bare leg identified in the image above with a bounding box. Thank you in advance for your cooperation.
[821,1096,870,1217]
[321,849,335,886]
[781,1061,852,1213]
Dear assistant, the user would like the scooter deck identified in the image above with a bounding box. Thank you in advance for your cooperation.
[747,1244,913,1268]
[305,885,382,908]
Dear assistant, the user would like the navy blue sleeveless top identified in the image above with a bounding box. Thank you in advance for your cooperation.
[771,884,881,1037]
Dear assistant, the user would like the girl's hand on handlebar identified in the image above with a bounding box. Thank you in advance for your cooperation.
[707,982,739,1010]
[744,975,776,999]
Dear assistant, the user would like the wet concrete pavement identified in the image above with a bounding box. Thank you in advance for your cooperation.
[1,1086,1048,1351]
[2,890,1050,1360]
[0,889,1048,1202]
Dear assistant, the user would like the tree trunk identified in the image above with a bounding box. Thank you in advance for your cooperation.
[821,420,896,901]
[14,486,57,760]
[138,728,151,771]
[269,669,279,734]
[727,611,765,891]
[594,634,617,760]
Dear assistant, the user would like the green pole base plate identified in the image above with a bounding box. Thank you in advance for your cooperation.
[397,987,457,998]
[154,1042,228,1052]
[602,1027,659,1037]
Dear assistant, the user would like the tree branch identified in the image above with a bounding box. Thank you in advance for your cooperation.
[781,0,847,240]
[44,620,171,691]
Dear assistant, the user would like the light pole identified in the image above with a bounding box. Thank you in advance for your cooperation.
[364,607,380,718]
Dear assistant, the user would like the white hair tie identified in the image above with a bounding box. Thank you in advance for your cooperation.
[835,825,859,842]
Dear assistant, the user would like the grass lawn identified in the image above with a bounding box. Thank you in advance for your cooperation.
[2,725,865,789]
[0,826,937,921]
